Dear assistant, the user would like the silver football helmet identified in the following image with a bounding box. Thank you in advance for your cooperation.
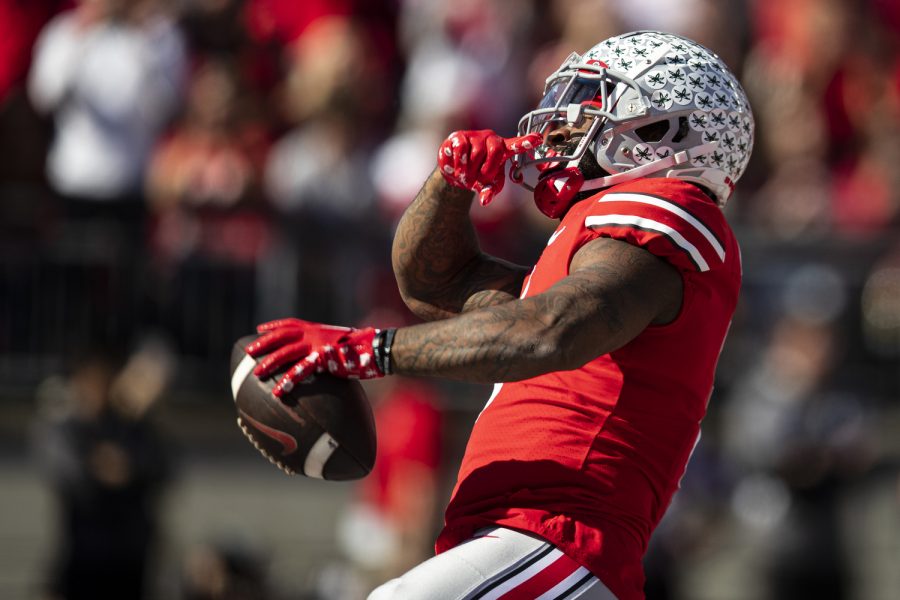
[511,31,754,217]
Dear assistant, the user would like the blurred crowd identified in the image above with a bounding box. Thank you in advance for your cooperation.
[2,0,900,598]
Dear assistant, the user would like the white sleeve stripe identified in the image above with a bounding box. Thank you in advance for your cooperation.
[598,192,725,261]
[585,214,709,272]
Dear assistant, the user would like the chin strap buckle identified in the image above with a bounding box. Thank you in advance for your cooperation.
[533,167,585,219]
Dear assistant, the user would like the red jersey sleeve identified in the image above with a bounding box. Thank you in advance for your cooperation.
[581,180,729,273]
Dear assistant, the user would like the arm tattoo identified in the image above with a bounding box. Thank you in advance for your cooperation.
[389,237,682,383]
[392,169,528,320]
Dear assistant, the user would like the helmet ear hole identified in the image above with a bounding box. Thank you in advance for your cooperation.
[671,116,690,143]
[634,120,670,142]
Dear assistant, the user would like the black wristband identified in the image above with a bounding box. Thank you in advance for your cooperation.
[373,328,397,375]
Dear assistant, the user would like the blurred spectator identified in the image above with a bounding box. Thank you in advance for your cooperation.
[722,277,875,599]
[146,56,271,264]
[741,0,900,239]
[264,110,377,322]
[338,378,443,592]
[275,15,392,130]
[28,0,187,201]
[827,61,900,236]
[26,0,189,350]
[179,0,283,105]
[374,0,546,260]
[263,14,388,219]
[861,244,900,359]
[397,0,537,131]
[244,0,352,47]
[263,15,392,323]
[180,540,272,600]
[33,339,175,600]
[144,54,272,350]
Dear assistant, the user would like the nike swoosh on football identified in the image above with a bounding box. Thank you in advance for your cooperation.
[238,409,299,456]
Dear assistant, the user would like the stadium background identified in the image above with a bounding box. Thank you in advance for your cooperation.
[1,0,899,598]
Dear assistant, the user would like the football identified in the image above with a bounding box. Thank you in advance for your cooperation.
[229,336,376,480]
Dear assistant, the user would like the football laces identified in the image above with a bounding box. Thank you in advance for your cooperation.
[236,416,296,475]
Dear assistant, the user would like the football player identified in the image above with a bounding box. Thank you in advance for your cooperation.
[248,31,754,600]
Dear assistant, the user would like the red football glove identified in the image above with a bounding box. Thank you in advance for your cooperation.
[437,130,542,206]
[245,318,383,398]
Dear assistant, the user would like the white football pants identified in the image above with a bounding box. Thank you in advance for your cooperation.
[367,527,618,599]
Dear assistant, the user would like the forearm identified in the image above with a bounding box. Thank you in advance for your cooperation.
[390,294,578,384]
[391,169,482,319]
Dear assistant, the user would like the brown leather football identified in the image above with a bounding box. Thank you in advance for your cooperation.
[229,336,376,480]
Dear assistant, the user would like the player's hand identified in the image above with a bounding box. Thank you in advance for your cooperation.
[438,130,542,206]
[245,318,383,398]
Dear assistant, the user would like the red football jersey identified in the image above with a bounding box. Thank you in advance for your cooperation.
[435,178,741,600]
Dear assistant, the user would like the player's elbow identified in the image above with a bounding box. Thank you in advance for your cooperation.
[398,290,459,323]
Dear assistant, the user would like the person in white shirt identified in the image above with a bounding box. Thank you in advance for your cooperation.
[29,0,187,200]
